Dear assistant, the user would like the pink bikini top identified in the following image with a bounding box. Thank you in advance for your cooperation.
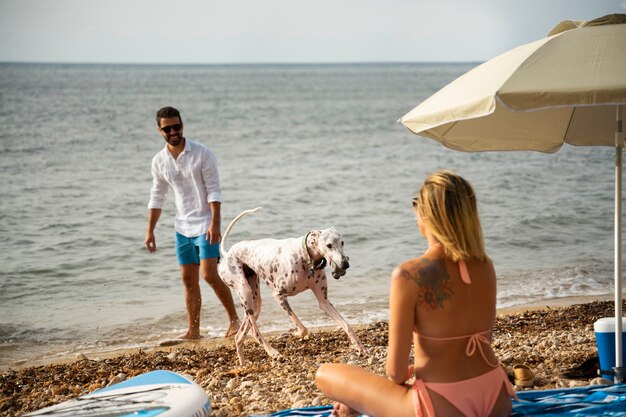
[414,260,499,368]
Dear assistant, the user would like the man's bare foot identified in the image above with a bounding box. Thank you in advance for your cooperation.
[178,331,203,340]
[224,319,240,338]
[332,402,359,417]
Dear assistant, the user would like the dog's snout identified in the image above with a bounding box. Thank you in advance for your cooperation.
[342,260,350,270]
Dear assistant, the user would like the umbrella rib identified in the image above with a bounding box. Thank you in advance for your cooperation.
[440,121,459,145]
[563,106,577,144]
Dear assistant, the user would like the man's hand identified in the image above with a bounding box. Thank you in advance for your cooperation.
[145,231,157,253]
[206,223,221,245]
[146,208,162,253]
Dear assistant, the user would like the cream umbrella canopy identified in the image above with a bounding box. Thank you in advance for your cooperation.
[400,14,626,382]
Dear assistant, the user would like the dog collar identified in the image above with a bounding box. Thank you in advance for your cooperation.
[302,231,327,276]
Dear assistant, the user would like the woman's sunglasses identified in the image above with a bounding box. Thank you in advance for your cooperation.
[160,124,182,134]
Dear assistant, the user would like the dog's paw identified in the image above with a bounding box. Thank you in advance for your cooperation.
[290,327,309,338]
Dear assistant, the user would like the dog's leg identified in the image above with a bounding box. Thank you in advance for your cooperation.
[248,313,282,360]
[235,316,251,366]
[234,306,283,364]
[235,269,282,362]
[310,275,368,356]
[226,264,256,365]
[246,274,268,344]
[272,291,309,337]
[249,272,263,322]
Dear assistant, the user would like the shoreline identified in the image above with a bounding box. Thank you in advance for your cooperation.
[2,296,624,416]
[496,293,616,315]
[3,293,615,371]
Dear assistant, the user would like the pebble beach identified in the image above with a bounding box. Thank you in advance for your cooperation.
[1,299,624,417]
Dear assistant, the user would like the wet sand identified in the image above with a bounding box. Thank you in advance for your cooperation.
[1,298,624,417]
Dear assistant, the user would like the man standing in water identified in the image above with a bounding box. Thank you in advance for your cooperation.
[145,106,239,339]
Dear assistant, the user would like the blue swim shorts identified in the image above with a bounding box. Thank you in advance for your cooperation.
[175,232,220,265]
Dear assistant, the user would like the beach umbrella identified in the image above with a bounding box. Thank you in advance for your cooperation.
[400,14,626,382]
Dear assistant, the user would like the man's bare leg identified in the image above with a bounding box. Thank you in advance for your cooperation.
[180,263,202,339]
[200,258,240,337]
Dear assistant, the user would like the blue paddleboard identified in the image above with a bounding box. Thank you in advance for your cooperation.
[25,370,211,416]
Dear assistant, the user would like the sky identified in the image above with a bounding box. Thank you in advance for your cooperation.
[0,0,624,64]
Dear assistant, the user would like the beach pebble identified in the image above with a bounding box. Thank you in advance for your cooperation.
[50,385,66,396]
[500,355,513,363]
[292,399,308,409]
[291,395,306,403]
[196,369,211,379]
[167,351,177,360]
[212,408,230,417]
[106,373,126,387]
[226,378,238,390]
[284,385,301,394]
[249,390,263,401]
[312,396,325,406]
[75,353,88,361]
[88,382,103,392]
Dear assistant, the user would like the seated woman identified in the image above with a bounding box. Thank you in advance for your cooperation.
[316,170,517,417]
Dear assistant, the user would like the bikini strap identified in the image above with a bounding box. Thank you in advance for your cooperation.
[413,379,436,417]
[459,260,471,284]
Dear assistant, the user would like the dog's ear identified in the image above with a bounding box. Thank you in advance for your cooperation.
[309,230,320,242]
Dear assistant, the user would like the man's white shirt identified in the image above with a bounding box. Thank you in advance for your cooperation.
[148,138,222,237]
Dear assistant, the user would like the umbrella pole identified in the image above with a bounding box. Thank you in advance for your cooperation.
[615,104,624,384]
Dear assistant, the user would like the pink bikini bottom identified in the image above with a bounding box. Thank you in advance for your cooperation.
[412,366,517,417]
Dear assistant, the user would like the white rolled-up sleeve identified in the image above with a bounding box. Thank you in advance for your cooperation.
[202,150,223,204]
[148,157,169,209]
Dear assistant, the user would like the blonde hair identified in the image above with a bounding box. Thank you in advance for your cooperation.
[415,170,486,262]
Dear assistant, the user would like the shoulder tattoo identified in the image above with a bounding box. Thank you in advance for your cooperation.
[414,258,453,310]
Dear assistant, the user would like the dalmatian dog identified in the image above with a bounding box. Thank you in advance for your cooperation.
[219,207,368,365]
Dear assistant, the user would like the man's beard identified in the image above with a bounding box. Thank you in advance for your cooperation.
[166,134,182,146]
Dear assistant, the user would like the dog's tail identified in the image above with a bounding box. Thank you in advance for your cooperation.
[220,207,262,258]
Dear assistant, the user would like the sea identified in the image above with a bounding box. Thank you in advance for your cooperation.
[0,62,620,370]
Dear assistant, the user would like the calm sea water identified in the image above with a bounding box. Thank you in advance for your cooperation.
[0,63,620,369]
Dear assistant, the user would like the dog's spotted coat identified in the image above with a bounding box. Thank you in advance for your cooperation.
[219,207,368,365]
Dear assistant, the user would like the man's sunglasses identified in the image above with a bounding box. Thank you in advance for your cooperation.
[160,124,182,134]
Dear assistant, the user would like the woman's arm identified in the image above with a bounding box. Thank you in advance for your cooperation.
[386,265,417,384]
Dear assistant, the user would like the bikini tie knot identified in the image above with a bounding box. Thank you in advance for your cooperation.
[465,333,499,368]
